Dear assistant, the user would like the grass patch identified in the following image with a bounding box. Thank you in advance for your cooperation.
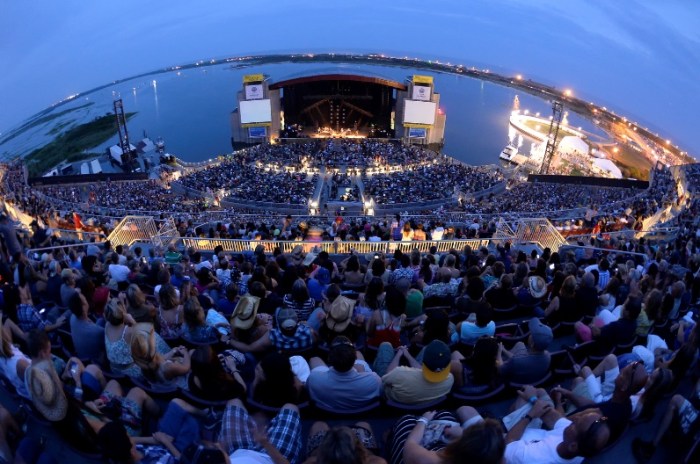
[0,102,94,145]
[47,119,75,136]
[25,112,135,177]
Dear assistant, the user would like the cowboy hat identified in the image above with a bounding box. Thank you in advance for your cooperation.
[528,276,547,299]
[231,295,260,330]
[27,360,68,421]
[325,296,356,333]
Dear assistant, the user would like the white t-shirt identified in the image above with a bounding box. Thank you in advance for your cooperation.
[229,449,272,464]
[504,418,583,464]
[108,263,130,282]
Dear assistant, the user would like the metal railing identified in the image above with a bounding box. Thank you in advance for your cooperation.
[107,216,160,248]
[558,245,649,264]
[51,228,107,242]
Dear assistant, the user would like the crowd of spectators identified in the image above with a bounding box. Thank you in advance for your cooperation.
[3,155,700,462]
[364,164,504,205]
[37,180,203,214]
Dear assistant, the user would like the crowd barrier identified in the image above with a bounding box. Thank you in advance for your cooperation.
[177,238,502,255]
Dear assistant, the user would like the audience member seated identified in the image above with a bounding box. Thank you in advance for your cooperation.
[219,398,303,463]
[497,318,553,385]
[484,273,518,310]
[378,341,457,404]
[389,409,504,464]
[458,385,611,464]
[182,297,220,344]
[188,345,246,401]
[304,421,386,464]
[104,297,142,378]
[367,287,406,349]
[68,291,105,364]
[126,284,157,324]
[131,323,190,389]
[228,307,316,354]
[543,275,581,324]
[251,352,307,408]
[452,304,495,346]
[632,376,700,462]
[307,336,381,411]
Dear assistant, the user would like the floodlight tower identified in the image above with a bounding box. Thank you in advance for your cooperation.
[539,100,564,175]
[113,99,133,159]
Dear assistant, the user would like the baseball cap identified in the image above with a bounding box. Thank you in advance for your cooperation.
[528,318,553,351]
[276,307,298,330]
[422,340,452,383]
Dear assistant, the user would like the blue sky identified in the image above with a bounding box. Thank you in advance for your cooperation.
[1,0,699,156]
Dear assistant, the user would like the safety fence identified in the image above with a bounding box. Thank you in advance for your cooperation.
[107,216,160,248]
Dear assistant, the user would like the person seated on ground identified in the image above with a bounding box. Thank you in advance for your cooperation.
[575,293,642,353]
[452,303,495,346]
[304,421,386,464]
[497,317,553,385]
[318,287,360,344]
[543,275,582,324]
[182,297,226,344]
[632,376,700,462]
[227,307,316,354]
[188,345,246,401]
[378,340,459,404]
[389,409,504,464]
[307,336,381,411]
[125,284,156,324]
[97,398,217,464]
[131,323,190,389]
[251,352,306,408]
[551,357,648,442]
[218,398,303,463]
[367,287,406,349]
[484,273,518,310]
[459,385,611,464]
[68,291,105,364]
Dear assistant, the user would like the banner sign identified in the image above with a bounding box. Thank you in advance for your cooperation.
[243,74,264,83]
[412,84,431,101]
[245,84,264,100]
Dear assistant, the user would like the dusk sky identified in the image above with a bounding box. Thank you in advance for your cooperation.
[1,0,699,156]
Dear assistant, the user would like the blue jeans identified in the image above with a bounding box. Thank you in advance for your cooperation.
[158,402,200,452]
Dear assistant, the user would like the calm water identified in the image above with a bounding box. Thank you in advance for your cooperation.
[0,58,608,166]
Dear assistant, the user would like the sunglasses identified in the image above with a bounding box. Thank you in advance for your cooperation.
[580,415,609,451]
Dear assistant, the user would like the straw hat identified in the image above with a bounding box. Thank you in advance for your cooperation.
[27,360,68,421]
[325,296,356,333]
[230,295,260,330]
[528,276,547,299]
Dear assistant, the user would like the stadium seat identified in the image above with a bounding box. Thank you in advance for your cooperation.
[385,395,447,413]
[509,371,552,391]
[451,383,506,405]
[310,399,382,419]
[614,335,639,355]
[179,389,230,409]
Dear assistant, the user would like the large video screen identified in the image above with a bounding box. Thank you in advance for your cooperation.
[245,84,264,100]
[240,99,272,124]
[412,85,431,101]
[403,100,436,125]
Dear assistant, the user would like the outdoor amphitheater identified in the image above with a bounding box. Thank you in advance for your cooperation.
[1,59,700,464]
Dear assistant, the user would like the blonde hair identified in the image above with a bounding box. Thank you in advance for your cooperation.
[130,323,157,375]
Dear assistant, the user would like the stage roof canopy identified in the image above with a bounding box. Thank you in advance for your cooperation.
[269,73,407,91]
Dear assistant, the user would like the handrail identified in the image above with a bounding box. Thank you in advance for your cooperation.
[558,245,648,263]
[25,242,105,259]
